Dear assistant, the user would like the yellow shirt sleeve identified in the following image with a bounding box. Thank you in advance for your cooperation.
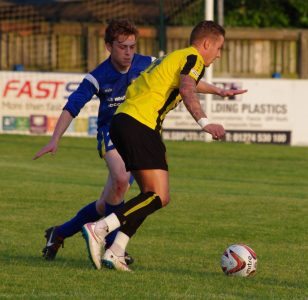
[180,54,205,82]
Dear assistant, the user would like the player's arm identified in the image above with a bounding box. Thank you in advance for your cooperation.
[179,74,225,140]
[196,79,247,97]
[33,110,73,160]
[33,77,97,160]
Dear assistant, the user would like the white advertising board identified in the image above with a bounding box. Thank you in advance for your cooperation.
[0,72,307,146]
[0,71,99,136]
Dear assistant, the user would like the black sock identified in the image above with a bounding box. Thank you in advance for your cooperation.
[121,217,146,238]
[115,192,162,226]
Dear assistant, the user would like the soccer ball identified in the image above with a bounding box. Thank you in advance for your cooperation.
[221,244,257,277]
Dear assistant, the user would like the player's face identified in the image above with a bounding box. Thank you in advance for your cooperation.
[107,34,136,72]
[202,35,224,67]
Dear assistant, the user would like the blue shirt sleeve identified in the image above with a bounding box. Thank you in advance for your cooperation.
[63,78,97,118]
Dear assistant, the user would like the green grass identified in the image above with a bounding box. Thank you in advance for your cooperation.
[0,134,307,299]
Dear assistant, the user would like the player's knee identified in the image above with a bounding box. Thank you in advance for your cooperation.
[144,191,170,207]
[159,194,170,207]
[112,174,129,195]
[144,191,169,208]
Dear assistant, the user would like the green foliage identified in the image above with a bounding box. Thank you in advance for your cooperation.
[167,0,204,25]
[288,0,308,27]
[165,0,307,28]
[1,135,308,299]
[224,0,308,28]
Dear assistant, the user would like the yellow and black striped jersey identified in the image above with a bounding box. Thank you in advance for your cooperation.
[115,46,205,132]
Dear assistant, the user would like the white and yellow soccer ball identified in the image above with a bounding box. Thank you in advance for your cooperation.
[221,244,257,277]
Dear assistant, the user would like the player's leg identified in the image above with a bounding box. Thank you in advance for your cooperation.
[43,141,132,262]
[93,169,170,270]
[132,169,170,206]
[43,124,130,261]
[42,199,102,260]
[106,168,170,251]
[42,129,107,260]
[83,113,169,269]
[96,128,135,264]
[42,155,132,261]
[102,220,144,272]
[42,137,106,260]
[96,148,132,248]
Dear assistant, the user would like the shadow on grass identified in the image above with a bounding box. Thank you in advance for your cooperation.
[133,264,305,291]
[0,251,93,270]
[134,263,219,278]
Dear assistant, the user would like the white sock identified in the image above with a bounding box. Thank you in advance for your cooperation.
[110,231,130,257]
[95,213,120,239]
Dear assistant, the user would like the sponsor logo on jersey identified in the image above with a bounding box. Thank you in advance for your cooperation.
[191,68,199,77]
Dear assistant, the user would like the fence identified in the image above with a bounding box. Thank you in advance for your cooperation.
[0,21,307,78]
[166,27,308,79]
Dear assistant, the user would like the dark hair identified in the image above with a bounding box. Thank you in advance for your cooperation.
[104,19,139,44]
[190,20,225,45]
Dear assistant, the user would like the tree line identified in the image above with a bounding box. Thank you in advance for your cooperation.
[224,0,308,28]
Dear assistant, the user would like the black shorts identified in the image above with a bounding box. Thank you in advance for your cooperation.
[110,113,168,171]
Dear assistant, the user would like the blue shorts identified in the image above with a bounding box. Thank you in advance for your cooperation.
[97,125,134,185]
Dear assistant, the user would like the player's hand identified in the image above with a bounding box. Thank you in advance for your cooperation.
[33,141,58,160]
[203,124,225,140]
[218,89,247,97]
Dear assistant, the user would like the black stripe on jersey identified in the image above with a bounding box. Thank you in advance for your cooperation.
[196,66,205,84]
[180,55,197,75]
[154,56,204,132]
[155,88,179,132]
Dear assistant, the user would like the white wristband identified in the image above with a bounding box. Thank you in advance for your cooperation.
[197,118,209,128]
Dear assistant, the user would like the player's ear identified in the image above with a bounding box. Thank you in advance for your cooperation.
[203,39,210,50]
[106,42,112,52]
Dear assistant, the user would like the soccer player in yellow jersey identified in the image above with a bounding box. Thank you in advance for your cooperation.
[82,20,247,271]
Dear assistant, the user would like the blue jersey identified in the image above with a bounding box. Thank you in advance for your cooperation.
[64,54,153,130]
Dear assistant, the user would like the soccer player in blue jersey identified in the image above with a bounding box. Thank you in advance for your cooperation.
[33,19,154,264]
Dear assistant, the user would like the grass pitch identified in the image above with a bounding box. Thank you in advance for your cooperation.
[0,134,307,299]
